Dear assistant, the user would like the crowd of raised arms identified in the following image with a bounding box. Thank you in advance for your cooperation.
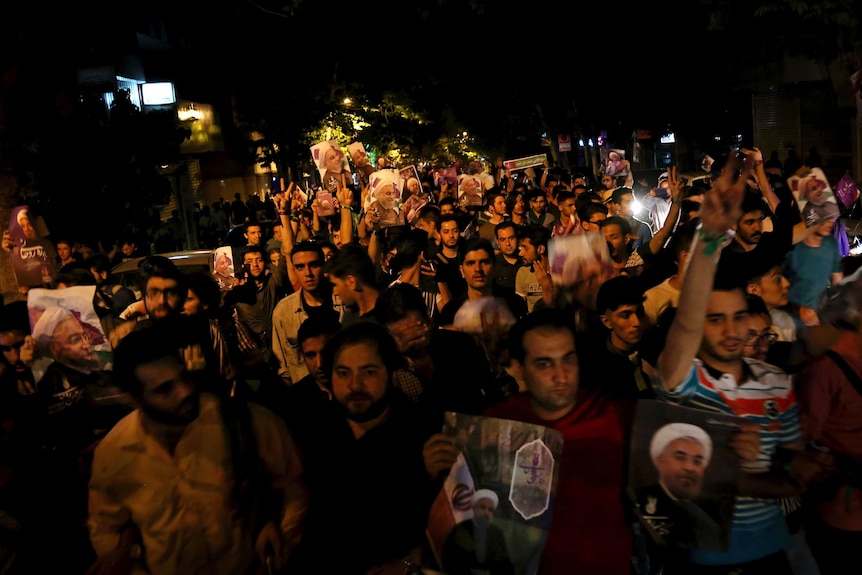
[0,145,861,575]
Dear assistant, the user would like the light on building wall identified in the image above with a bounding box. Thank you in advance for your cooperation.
[178,103,203,122]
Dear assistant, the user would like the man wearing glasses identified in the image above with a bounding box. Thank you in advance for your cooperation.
[742,294,779,364]
[577,202,608,235]
[110,255,238,396]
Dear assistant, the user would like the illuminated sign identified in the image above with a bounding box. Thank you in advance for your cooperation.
[142,82,176,105]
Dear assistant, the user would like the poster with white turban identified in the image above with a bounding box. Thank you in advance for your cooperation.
[310,139,350,194]
[365,169,405,228]
[28,285,112,385]
[425,412,563,575]
[9,205,58,289]
[787,166,841,228]
[627,399,747,551]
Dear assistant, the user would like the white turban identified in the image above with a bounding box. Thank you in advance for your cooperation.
[16,209,30,226]
[368,170,402,203]
[472,488,499,509]
[32,306,74,348]
[649,423,712,466]
[311,141,343,170]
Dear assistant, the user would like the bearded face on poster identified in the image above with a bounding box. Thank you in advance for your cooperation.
[8,206,57,289]
[367,170,405,229]
[788,167,841,228]
[311,140,350,194]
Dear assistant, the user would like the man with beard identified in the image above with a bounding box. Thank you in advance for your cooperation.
[376,282,516,416]
[86,321,308,575]
[434,213,467,299]
[110,256,239,397]
[287,321,438,575]
[493,221,524,298]
[32,305,111,453]
[722,189,823,260]
[442,489,515,575]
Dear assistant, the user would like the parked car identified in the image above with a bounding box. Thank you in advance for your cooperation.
[111,249,215,301]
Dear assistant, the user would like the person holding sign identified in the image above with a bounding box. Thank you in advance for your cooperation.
[655,155,831,574]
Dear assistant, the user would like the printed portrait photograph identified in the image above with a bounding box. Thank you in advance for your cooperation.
[426,412,564,575]
[627,400,748,551]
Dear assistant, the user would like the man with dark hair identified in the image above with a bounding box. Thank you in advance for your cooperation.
[515,224,554,313]
[110,255,238,397]
[438,196,459,217]
[376,282,515,416]
[579,274,654,403]
[493,221,524,296]
[525,189,555,230]
[271,240,345,385]
[439,237,527,327]
[414,204,442,256]
[736,250,797,343]
[272,316,342,442]
[87,321,308,575]
[577,201,608,235]
[86,252,137,328]
[551,190,578,237]
[229,244,292,382]
[387,228,450,326]
[229,219,264,270]
[434,213,467,299]
[655,158,822,573]
[324,242,382,325]
[609,187,653,249]
[288,321,437,575]
[722,189,823,260]
[478,188,508,243]
[602,174,684,282]
[424,307,636,574]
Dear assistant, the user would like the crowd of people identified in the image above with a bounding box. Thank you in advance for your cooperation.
[0,144,860,575]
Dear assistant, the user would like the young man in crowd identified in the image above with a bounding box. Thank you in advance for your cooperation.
[655,156,827,574]
[424,308,635,574]
[493,221,524,298]
[87,320,308,575]
[287,321,438,574]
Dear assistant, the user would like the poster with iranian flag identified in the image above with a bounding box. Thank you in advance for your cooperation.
[426,412,563,575]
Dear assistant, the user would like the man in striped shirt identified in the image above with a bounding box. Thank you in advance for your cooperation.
[653,163,829,574]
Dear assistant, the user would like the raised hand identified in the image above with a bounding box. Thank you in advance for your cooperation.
[698,154,752,237]
[666,166,684,202]
[337,186,354,210]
